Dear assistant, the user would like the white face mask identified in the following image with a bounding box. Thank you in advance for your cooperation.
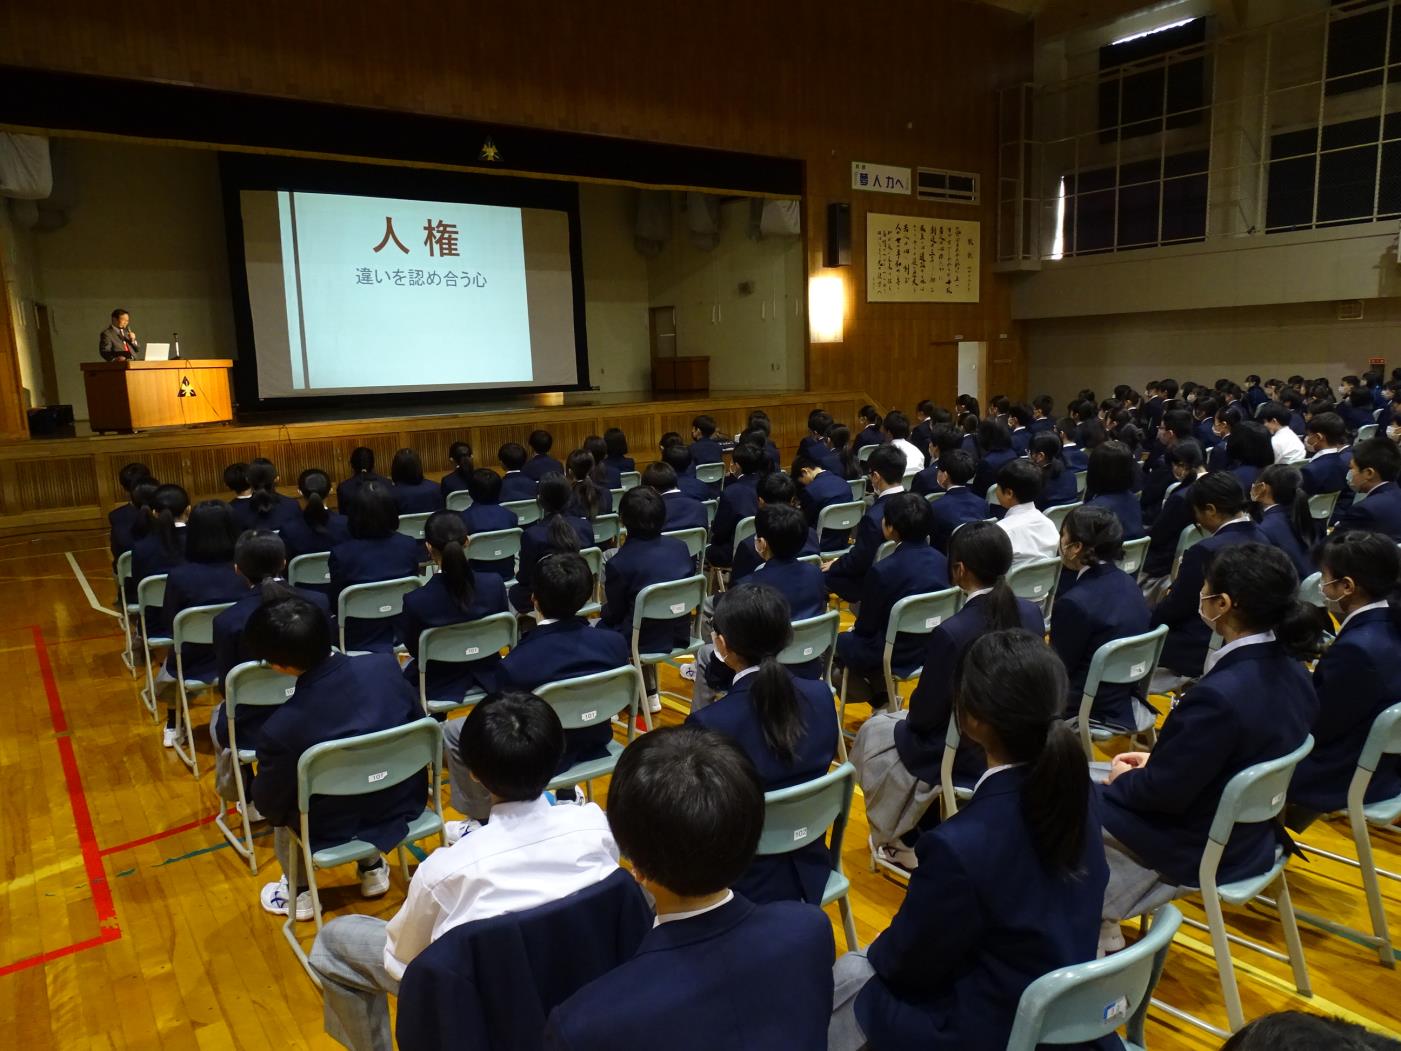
[1320,578,1347,617]
[1198,593,1224,633]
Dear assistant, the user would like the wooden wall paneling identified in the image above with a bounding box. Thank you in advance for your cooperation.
[188,443,262,501]
[12,455,98,511]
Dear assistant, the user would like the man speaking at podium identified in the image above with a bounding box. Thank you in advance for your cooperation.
[99,308,141,361]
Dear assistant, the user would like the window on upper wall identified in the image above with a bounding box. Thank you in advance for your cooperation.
[1059,150,1209,254]
[1098,18,1208,143]
[1325,0,1401,96]
[1266,114,1401,231]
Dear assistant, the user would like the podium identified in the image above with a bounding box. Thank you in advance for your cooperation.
[81,359,235,433]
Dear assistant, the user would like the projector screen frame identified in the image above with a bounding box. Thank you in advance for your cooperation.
[220,152,591,413]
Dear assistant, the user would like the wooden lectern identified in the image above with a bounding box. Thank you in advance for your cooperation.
[81,359,235,433]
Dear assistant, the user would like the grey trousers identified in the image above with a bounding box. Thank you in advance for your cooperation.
[441,717,493,821]
[828,949,874,1051]
[209,711,238,802]
[1102,833,1179,921]
[309,914,398,1051]
[689,643,721,711]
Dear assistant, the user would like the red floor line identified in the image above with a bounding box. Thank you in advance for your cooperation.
[99,808,233,857]
[0,930,121,979]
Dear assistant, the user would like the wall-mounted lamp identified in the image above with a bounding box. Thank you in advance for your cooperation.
[808,272,845,344]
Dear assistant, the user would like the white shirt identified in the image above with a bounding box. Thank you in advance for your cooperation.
[1271,426,1307,465]
[890,438,926,470]
[382,796,618,980]
[973,762,1025,795]
[1341,600,1390,632]
[1203,630,1274,676]
[655,890,734,927]
[996,503,1060,568]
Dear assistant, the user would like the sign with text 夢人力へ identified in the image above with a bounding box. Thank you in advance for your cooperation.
[852,162,911,195]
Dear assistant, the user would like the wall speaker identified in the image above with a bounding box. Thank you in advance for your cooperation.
[824,202,851,268]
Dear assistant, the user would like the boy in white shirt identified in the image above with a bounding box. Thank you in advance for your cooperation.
[309,693,618,1051]
[883,409,926,472]
[993,459,1060,567]
[1260,404,1306,465]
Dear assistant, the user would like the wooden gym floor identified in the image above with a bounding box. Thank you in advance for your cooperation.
[3,530,1398,1050]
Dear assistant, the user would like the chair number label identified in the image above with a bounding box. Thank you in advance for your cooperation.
[925,616,942,628]
[367,770,388,783]
[670,602,686,614]
[581,709,598,722]
[323,572,331,580]
[284,686,296,698]
[1271,791,1284,806]
[378,604,393,613]
[464,646,480,656]
[793,826,808,841]
[1130,662,1146,678]
[1033,585,1045,595]
[1102,996,1128,1021]
[802,646,815,656]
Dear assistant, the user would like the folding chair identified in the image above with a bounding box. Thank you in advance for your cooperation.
[1006,556,1062,627]
[592,513,620,545]
[1118,536,1150,576]
[1306,490,1339,524]
[397,511,434,540]
[136,574,171,719]
[502,498,541,525]
[695,462,726,486]
[630,574,706,728]
[282,718,445,985]
[1069,624,1168,759]
[115,550,138,677]
[701,499,718,528]
[939,715,975,819]
[337,576,422,654]
[662,526,708,562]
[986,483,1000,508]
[1296,701,1401,967]
[170,601,238,776]
[780,612,841,756]
[1150,735,1315,1037]
[578,546,604,617]
[1299,571,1325,610]
[466,528,523,586]
[1043,501,1081,533]
[847,476,866,502]
[874,539,898,563]
[925,491,945,505]
[416,612,518,716]
[619,470,641,491]
[856,444,875,465]
[1170,524,1205,581]
[1357,423,1378,442]
[901,464,920,490]
[815,500,865,557]
[538,665,644,799]
[288,552,332,588]
[758,762,860,952]
[1006,905,1183,1051]
[1074,470,1088,497]
[732,515,757,553]
[445,490,472,512]
[214,660,296,874]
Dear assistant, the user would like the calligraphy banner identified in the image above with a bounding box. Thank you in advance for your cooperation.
[865,213,980,303]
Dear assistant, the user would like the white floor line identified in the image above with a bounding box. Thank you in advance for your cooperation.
[66,550,120,619]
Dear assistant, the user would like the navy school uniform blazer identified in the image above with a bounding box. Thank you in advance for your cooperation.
[703,555,827,687]
[971,448,1018,496]
[1036,466,1080,510]
[600,534,696,654]
[231,493,302,534]
[1230,463,1261,492]
[523,454,565,482]
[898,593,1045,785]
[928,486,989,554]
[1332,481,1401,542]
[160,560,249,680]
[1010,426,1032,456]
[824,489,900,602]
[1030,416,1056,434]
[1340,401,1375,433]
[1299,448,1354,519]
[856,767,1114,1051]
[1101,639,1316,886]
[909,461,944,497]
[439,468,471,500]
[252,651,427,852]
[1152,519,1270,677]
[661,490,708,532]
[109,504,142,574]
[855,425,884,450]
[797,468,855,549]
[393,479,446,515]
[1290,607,1401,812]
[211,584,333,749]
[1087,490,1146,541]
[688,436,723,465]
[510,514,595,609]
[544,895,835,1051]
[1258,504,1314,580]
[498,617,632,769]
[565,481,612,520]
[1142,484,1194,578]
[335,471,390,514]
[704,472,761,568]
[395,572,510,703]
[278,509,352,561]
[500,471,539,502]
[1062,443,1089,471]
[602,454,635,477]
[1194,417,1220,449]
[910,419,934,456]
[835,541,950,676]
[458,502,520,579]
[730,527,820,583]
[674,472,712,501]
[1050,562,1152,731]
[328,533,428,651]
[130,527,187,632]
[688,670,839,904]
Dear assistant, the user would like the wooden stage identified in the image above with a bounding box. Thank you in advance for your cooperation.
[0,389,868,538]
[2,529,1398,1049]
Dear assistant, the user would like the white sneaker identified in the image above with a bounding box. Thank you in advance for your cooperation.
[237,800,264,823]
[678,662,698,682]
[872,839,919,871]
[162,725,181,748]
[648,694,662,714]
[260,877,312,921]
[445,818,482,846]
[359,861,390,898]
[1097,920,1126,958]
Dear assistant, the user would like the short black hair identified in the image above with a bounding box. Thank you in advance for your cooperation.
[1160,408,1194,439]
[1007,402,1036,428]
[1221,1010,1400,1051]
[185,500,240,562]
[348,480,399,538]
[499,442,527,471]
[884,410,911,439]
[691,414,717,437]
[460,692,565,802]
[532,551,594,619]
[807,409,833,435]
[528,429,553,455]
[620,485,666,538]
[1086,441,1134,495]
[391,448,425,486]
[939,448,976,486]
[118,462,152,494]
[224,462,250,493]
[604,725,764,896]
[642,461,678,493]
[756,470,798,505]
[867,444,906,484]
[662,443,692,474]
[245,593,331,670]
[111,308,128,320]
[882,491,933,542]
[349,446,376,473]
[234,529,287,583]
[755,503,806,558]
[1258,403,1292,426]
[1353,436,1401,481]
[467,467,503,504]
[732,441,763,475]
[997,458,1043,504]
[1033,394,1055,415]
[604,427,629,458]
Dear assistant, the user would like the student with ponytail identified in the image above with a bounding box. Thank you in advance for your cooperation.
[131,483,192,635]
[689,583,838,905]
[855,404,884,451]
[1288,531,1401,825]
[564,448,612,520]
[831,630,1109,1051]
[582,435,619,489]
[1251,464,1317,579]
[336,446,389,514]
[396,511,509,707]
[1030,431,1078,509]
[1100,544,1318,946]
[390,448,445,514]
[328,481,426,652]
[279,469,351,562]
[245,458,299,531]
[852,520,1043,868]
[510,475,593,613]
[438,440,474,500]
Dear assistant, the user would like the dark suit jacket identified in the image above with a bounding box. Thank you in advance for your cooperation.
[396,572,510,702]
[544,895,835,1051]
[510,515,595,610]
[855,426,883,451]
[459,503,521,578]
[909,461,944,497]
[1101,640,1317,885]
[1036,466,1080,510]
[1142,483,1193,578]
[252,651,427,851]
[971,448,1017,496]
[1299,448,1353,520]
[393,479,446,514]
[602,455,635,477]
[99,324,138,361]
[1010,426,1032,456]
[661,490,708,532]
[161,560,249,679]
[599,534,695,654]
[399,869,651,1051]
[730,528,820,583]
[797,469,855,550]
[1258,504,1314,580]
[440,469,472,500]
[1332,481,1401,542]
[230,493,302,534]
[130,527,187,632]
[1087,490,1146,541]
[328,533,427,651]
[279,509,352,560]
[836,541,950,676]
[674,472,711,501]
[1062,443,1089,471]
[704,473,760,567]
[1050,562,1152,731]
[1291,607,1401,812]
[856,768,1114,1051]
[335,472,390,514]
[500,471,539,502]
[825,489,898,602]
[928,486,988,554]
[747,556,828,621]
[109,503,142,564]
[687,437,724,466]
[523,454,565,482]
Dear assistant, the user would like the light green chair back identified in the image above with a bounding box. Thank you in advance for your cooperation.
[1299,571,1325,609]
[1307,490,1339,523]
[856,444,875,464]
[1074,470,1088,496]
[592,513,621,544]
[986,483,1000,507]
[780,611,839,687]
[883,586,963,702]
[1044,501,1081,532]
[173,601,235,653]
[417,612,519,714]
[446,490,472,512]
[1357,423,1378,442]
[847,477,866,502]
[695,462,726,485]
[926,491,945,505]
[663,527,708,559]
[116,550,134,605]
[702,499,718,527]
[1005,905,1183,1051]
[225,661,296,755]
[619,470,641,491]
[1209,737,1315,855]
[631,574,706,662]
[397,511,433,540]
[733,515,757,553]
[503,498,542,525]
[337,576,421,652]
[137,574,171,641]
[467,527,522,566]
[1073,625,1168,758]
[578,546,604,615]
[901,464,921,488]
[1171,524,1205,580]
[1118,536,1150,576]
[816,500,865,555]
[1358,702,1401,780]
[288,551,332,587]
[539,665,644,792]
[875,539,897,563]
[1006,556,1062,615]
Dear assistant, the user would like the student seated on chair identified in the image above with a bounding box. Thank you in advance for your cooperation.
[704,441,763,569]
[337,447,391,515]
[1098,545,1318,948]
[310,691,618,1051]
[439,441,473,501]
[831,631,1110,1051]
[116,482,158,602]
[1030,393,1056,434]
[1260,404,1308,465]
[545,725,835,1051]
[687,414,724,490]
[971,418,1018,495]
[111,461,154,565]
[661,441,712,502]
[1300,411,1352,517]
[852,522,1042,866]
[442,552,629,841]
[688,584,839,906]
[390,448,446,515]
[855,404,884,453]
[833,493,949,713]
[280,469,352,563]
[798,408,841,472]
[883,410,926,471]
[600,486,696,715]
[1287,531,1401,829]
[1057,418,1089,472]
[1083,440,1145,540]
[224,461,253,528]
[730,472,821,583]
[644,461,708,532]
[237,458,301,533]
[328,482,427,653]
[1251,465,1317,580]
[926,449,985,554]
[497,441,540,502]
[564,448,612,520]
[795,450,855,551]
[1152,472,1271,678]
[743,410,783,472]
[993,459,1060,568]
[823,445,908,603]
[601,427,635,480]
[909,424,956,496]
[523,429,564,482]
[827,423,862,481]
[458,468,520,579]
[511,476,593,612]
[1139,439,1206,586]
[909,399,935,456]
[692,504,828,711]
[249,594,427,927]
[1030,431,1078,510]
[1331,436,1401,542]
[1050,506,1153,734]
[396,511,509,707]
[1006,402,1036,456]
